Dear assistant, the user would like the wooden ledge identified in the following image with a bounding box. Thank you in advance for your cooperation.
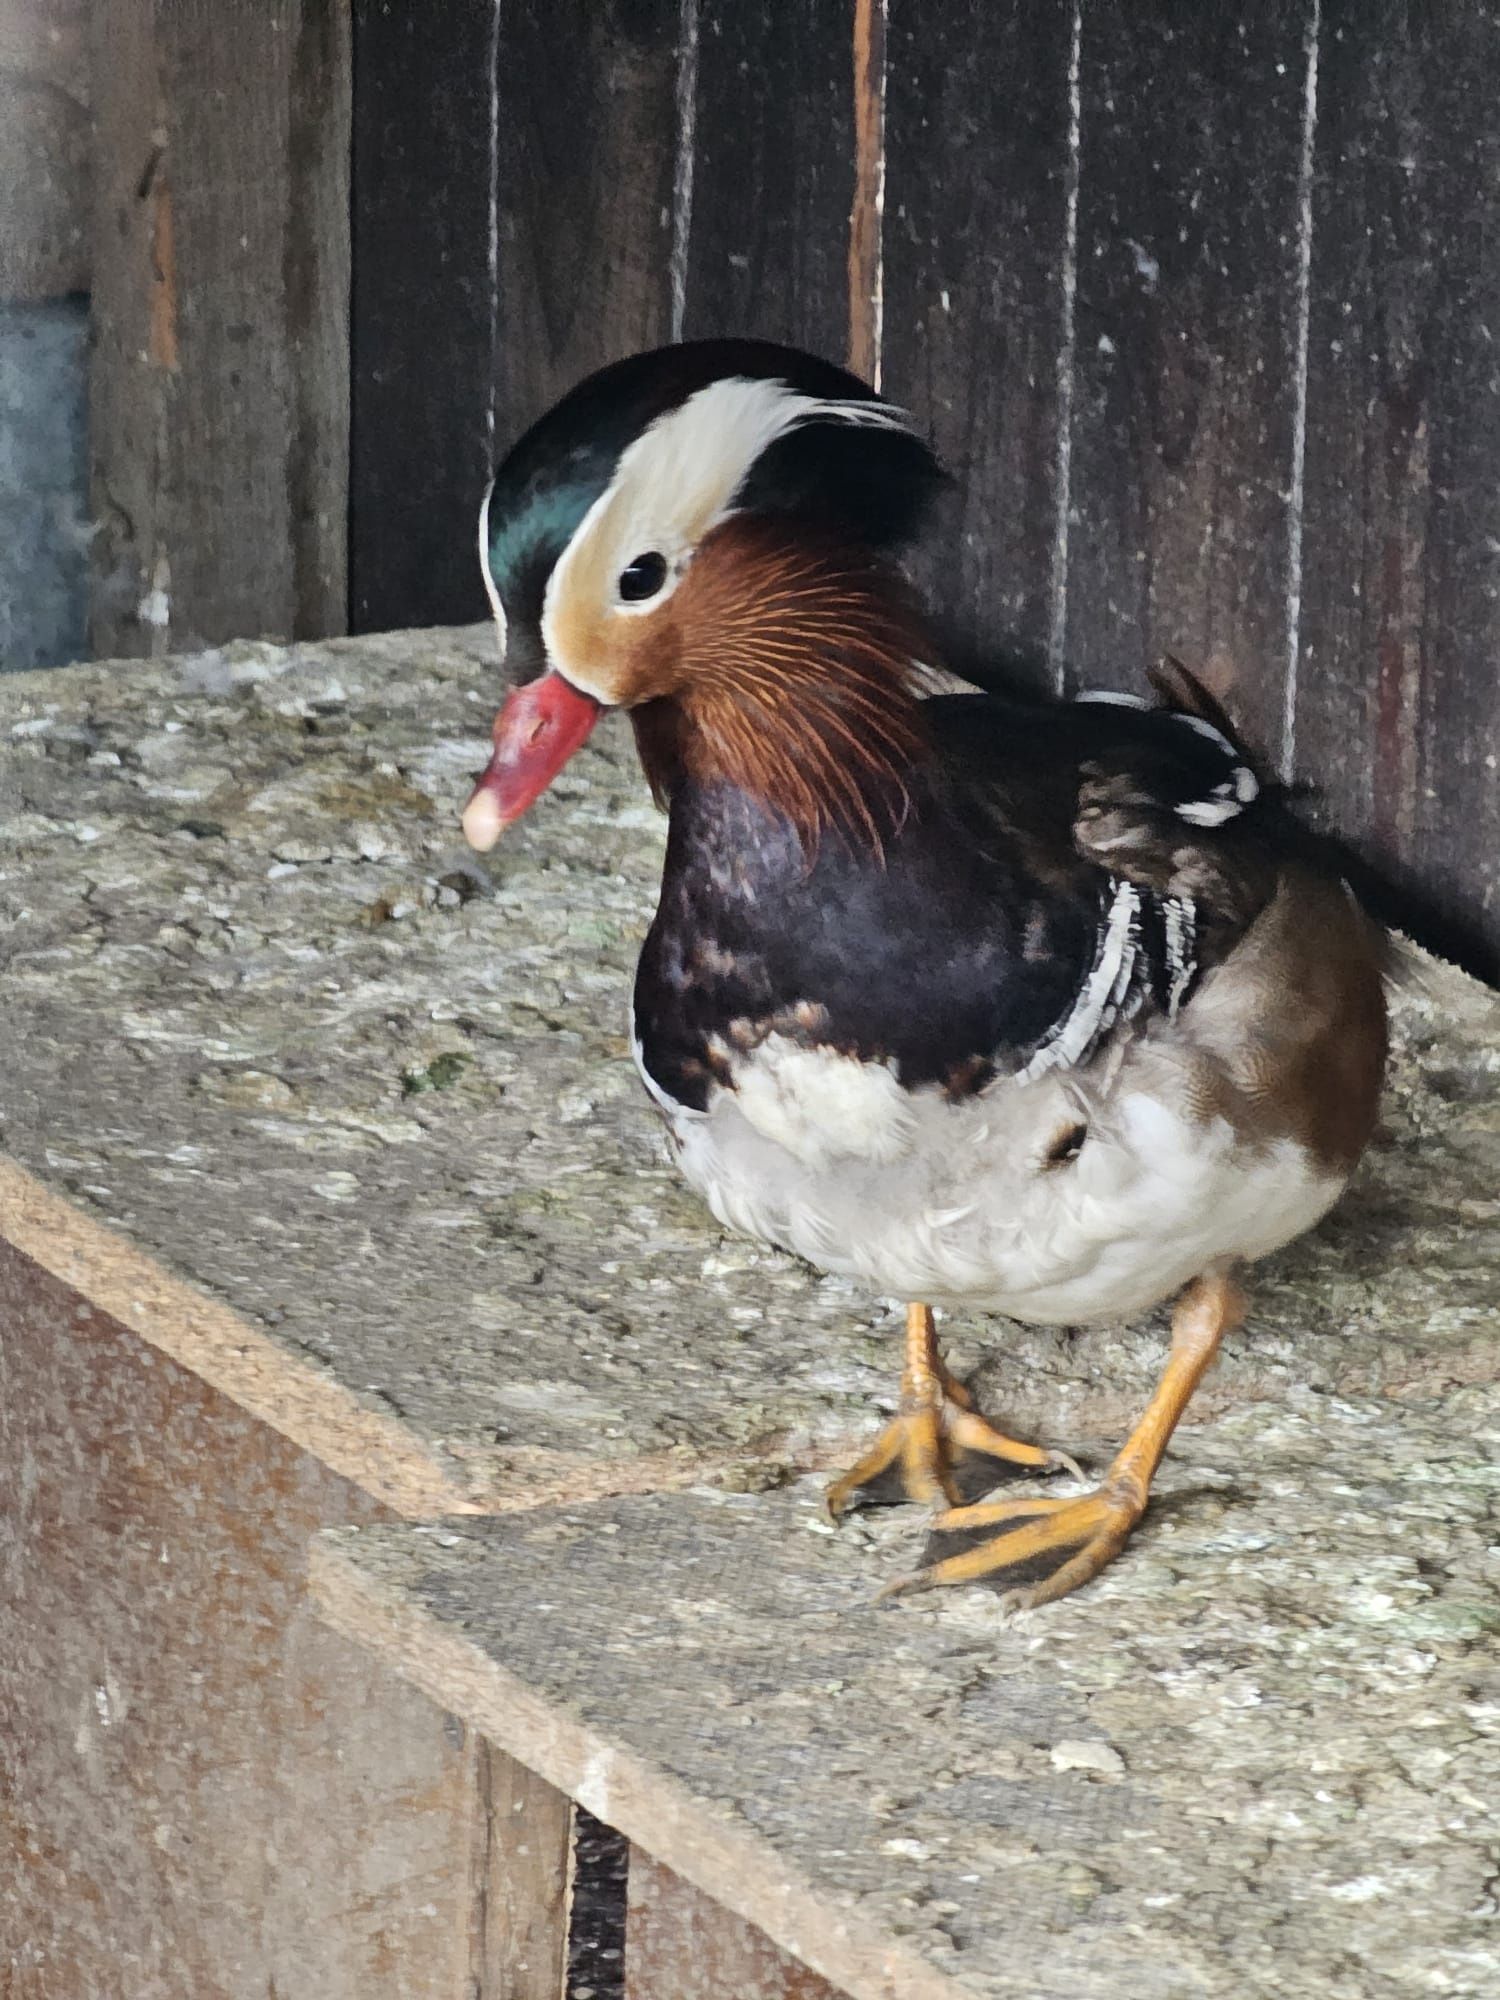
[310,1380,1499,2000]
[3,629,1499,1520]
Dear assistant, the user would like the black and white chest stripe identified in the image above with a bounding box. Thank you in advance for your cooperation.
[633,872,1202,1123]
[632,689,1258,1124]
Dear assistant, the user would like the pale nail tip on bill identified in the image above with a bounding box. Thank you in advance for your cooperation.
[461,786,505,853]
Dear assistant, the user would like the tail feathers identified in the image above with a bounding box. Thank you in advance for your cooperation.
[1146,654,1245,749]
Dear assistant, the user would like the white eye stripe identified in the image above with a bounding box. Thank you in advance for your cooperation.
[536,375,919,693]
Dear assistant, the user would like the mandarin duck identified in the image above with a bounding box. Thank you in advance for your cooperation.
[461,339,1388,1609]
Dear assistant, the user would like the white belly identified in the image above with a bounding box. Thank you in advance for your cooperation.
[644,1027,1345,1325]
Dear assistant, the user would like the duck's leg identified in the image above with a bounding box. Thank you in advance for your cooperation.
[881,1269,1244,1609]
[825,1302,1081,1520]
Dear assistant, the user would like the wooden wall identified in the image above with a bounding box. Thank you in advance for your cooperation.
[87,0,351,660]
[86,2,1500,977]
[0,0,90,299]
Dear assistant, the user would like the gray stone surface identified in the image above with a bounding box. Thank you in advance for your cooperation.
[1,628,1497,1512]
[313,1385,1500,2000]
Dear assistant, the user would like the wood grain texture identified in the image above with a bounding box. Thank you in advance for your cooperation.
[846,0,885,384]
[881,0,1075,692]
[1295,1,1500,980]
[313,1383,1500,2000]
[86,0,167,655]
[285,0,354,640]
[349,0,498,632]
[0,1239,484,2000]
[350,0,676,631]
[0,1158,481,1520]
[88,0,350,657]
[310,1539,965,2000]
[0,0,91,297]
[492,0,676,456]
[626,1851,847,2000]
[468,1741,575,2000]
[1061,2,1310,751]
[677,0,855,355]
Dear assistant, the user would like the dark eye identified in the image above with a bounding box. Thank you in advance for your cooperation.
[618,551,668,603]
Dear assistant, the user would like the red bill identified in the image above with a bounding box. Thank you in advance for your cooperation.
[461,672,603,852]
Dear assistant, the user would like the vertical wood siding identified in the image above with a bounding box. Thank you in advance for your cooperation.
[676,0,856,356]
[492,0,675,445]
[1296,1,1500,973]
[349,0,499,632]
[322,2,1500,972]
[89,0,350,659]
[883,0,1077,693]
[1062,3,1309,756]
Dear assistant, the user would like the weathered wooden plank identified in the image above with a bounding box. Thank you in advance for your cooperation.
[285,0,354,640]
[1062,2,1310,749]
[349,0,497,633]
[677,0,854,355]
[491,0,676,458]
[85,0,168,656]
[313,1410,1500,2000]
[88,0,350,657]
[6,630,1495,1523]
[468,1741,575,2000]
[846,0,885,384]
[350,1,677,632]
[881,0,1075,691]
[1295,1,1500,979]
[0,1238,486,1999]
[0,0,91,299]
[626,1852,848,2000]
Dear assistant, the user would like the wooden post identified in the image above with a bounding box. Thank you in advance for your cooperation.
[1295,0,1500,980]
[1061,2,1311,752]
[468,1741,575,2000]
[881,0,1077,693]
[87,0,350,657]
[0,0,91,301]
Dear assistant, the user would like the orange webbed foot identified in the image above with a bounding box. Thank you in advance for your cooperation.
[825,1303,1081,1523]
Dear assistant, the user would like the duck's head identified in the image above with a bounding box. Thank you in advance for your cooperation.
[461,340,943,854]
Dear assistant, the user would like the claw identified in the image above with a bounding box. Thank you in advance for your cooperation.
[826,1304,1076,1523]
[872,1271,1245,1609]
[891,1486,1142,1603]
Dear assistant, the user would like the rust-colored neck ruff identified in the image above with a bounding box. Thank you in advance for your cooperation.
[630,517,933,855]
